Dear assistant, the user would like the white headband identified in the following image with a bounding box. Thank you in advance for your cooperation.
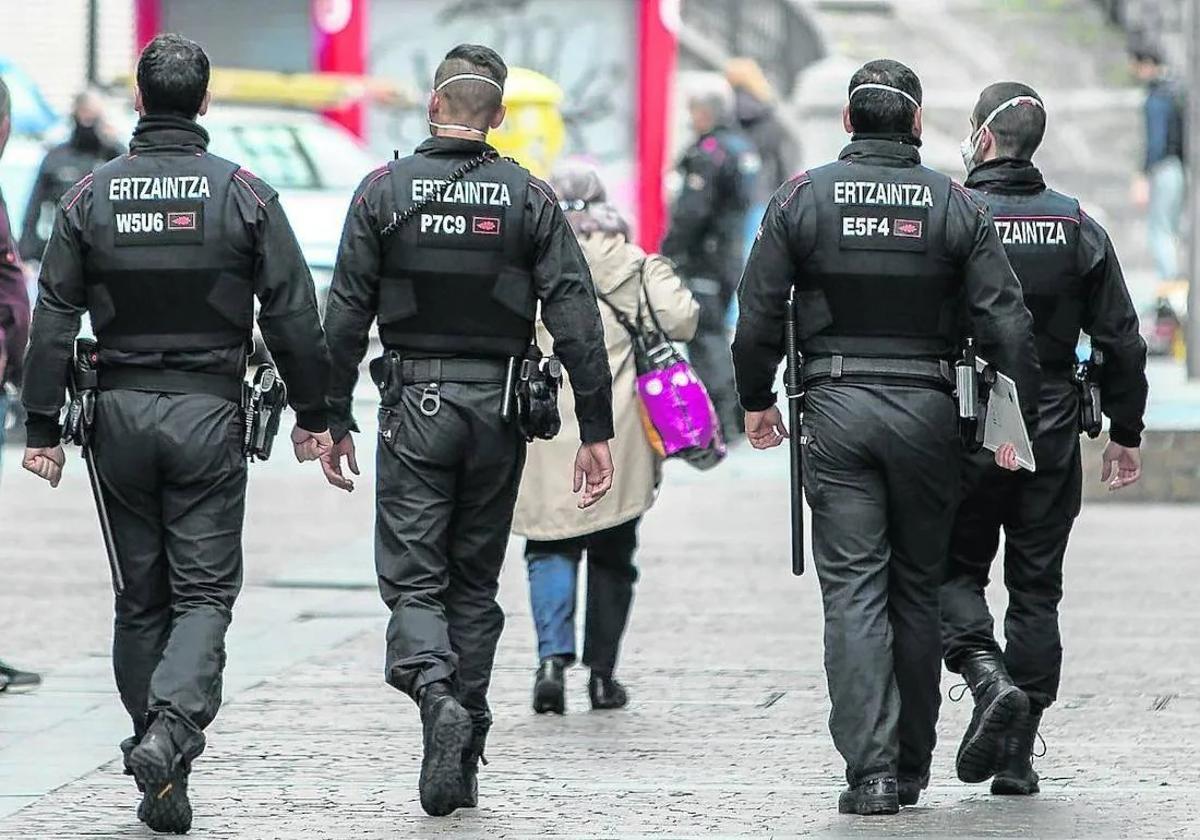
[976,95,1044,133]
[849,83,920,109]
[434,73,504,94]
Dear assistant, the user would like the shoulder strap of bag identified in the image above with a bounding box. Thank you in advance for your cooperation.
[597,262,655,370]
[636,256,671,341]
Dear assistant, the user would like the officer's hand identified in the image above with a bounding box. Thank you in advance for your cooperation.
[574,441,614,509]
[745,406,788,450]
[993,442,1020,471]
[23,446,65,488]
[320,434,360,492]
[1101,441,1142,491]
[291,425,333,463]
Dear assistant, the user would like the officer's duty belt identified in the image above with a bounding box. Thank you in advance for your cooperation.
[802,355,953,391]
[99,367,243,402]
[400,358,509,385]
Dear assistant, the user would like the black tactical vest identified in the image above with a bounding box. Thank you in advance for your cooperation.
[84,151,255,352]
[377,151,533,358]
[797,159,962,359]
[977,188,1083,373]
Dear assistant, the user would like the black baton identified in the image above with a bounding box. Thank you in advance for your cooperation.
[66,340,124,596]
[784,291,805,576]
[83,444,124,595]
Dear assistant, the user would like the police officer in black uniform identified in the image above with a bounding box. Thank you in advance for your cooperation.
[732,59,1040,816]
[320,44,614,817]
[21,35,332,834]
[941,82,1148,796]
[662,80,758,439]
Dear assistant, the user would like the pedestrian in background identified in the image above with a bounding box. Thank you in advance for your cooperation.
[19,89,123,263]
[0,76,41,696]
[0,77,30,467]
[513,165,698,715]
[1129,47,1186,284]
[726,58,797,253]
[662,77,758,440]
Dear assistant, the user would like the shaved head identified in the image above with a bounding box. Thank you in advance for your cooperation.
[433,44,507,128]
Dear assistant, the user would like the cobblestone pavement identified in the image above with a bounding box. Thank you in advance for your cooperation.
[2,424,1198,838]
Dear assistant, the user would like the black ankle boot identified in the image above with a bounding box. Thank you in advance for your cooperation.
[992,709,1042,795]
[418,682,472,817]
[533,658,566,714]
[838,776,899,815]
[955,651,1030,783]
[897,773,927,807]
[456,725,489,809]
[127,723,192,834]
[588,673,628,710]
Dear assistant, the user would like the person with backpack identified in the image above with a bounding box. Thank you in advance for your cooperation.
[513,164,698,714]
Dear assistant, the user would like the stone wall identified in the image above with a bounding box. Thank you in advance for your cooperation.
[1082,431,1200,502]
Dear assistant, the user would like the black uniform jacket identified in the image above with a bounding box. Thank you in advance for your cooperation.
[22,115,331,447]
[661,125,756,283]
[20,134,125,262]
[323,135,614,444]
[732,136,1040,431]
[966,158,1148,447]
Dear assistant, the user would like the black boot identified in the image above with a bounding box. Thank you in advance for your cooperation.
[127,722,192,834]
[588,673,628,710]
[418,681,472,817]
[532,658,566,714]
[955,651,1030,784]
[897,774,927,807]
[992,709,1042,795]
[0,660,41,693]
[456,725,488,809]
[838,776,899,816]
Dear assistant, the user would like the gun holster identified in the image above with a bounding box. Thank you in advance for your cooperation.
[955,341,995,453]
[370,351,405,406]
[513,344,562,442]
[1076,349,1104,439]
[63,338,100,447]
[242,365,288,462]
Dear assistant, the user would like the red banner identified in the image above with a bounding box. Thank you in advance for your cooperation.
[134,0,161,51]
[636,0,679,251]
[312,0,367,138]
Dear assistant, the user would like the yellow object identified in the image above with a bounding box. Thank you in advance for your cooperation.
[488,67,565,178]
[113,67,417,110]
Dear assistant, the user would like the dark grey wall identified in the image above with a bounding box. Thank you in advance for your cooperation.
[161,0,313,73]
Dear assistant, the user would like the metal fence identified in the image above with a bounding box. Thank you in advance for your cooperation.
[680,0,824,97]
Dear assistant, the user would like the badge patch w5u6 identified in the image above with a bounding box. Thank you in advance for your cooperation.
[112,200,205,246]
[839,207,928,252]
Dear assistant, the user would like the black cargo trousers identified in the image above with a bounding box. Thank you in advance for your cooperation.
[801,382,960,786]
[941,378,1082,712]
[93,389,247,764]
[374,378,526,745]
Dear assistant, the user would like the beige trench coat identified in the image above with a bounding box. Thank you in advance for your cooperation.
[512,232,700,541]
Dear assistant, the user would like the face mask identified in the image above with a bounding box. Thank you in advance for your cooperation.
[73,120,102,151]
[427,73,503,137]
[960,95,1045,173]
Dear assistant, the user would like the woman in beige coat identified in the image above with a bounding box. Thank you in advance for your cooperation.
[512,166,699,713]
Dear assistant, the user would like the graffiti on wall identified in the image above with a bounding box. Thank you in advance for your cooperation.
[367,0,637,203]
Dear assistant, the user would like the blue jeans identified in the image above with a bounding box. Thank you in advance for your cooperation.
[525,518,640,677]
[1148,157,1186,280]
